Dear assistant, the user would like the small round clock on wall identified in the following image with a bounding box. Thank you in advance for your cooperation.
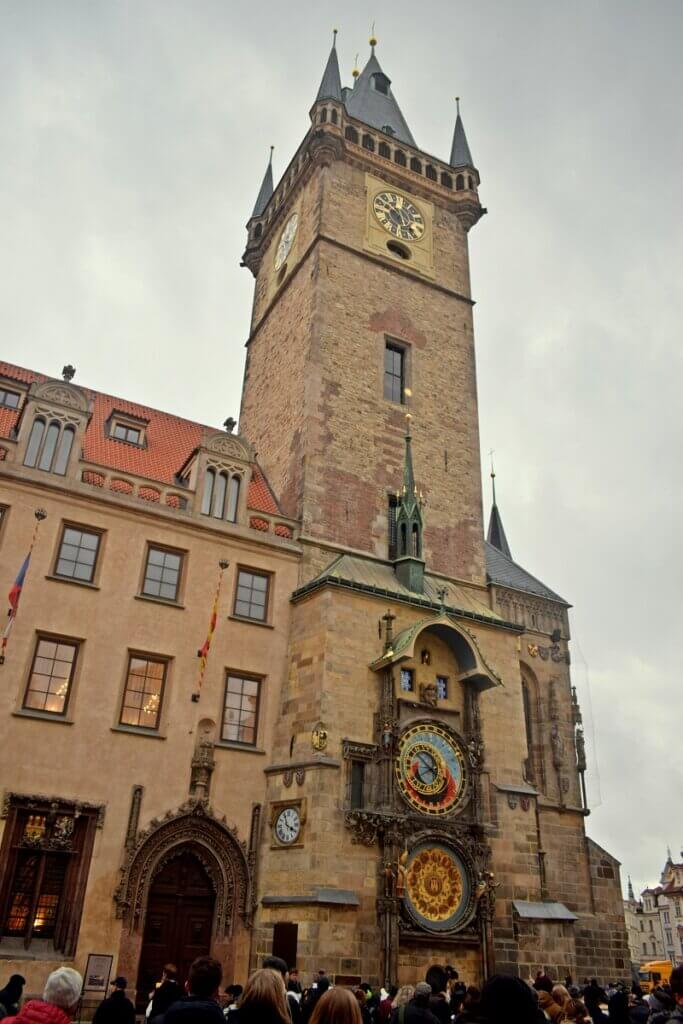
[274,806,301,845]
[274,212,299,270]
[372,190,425,242]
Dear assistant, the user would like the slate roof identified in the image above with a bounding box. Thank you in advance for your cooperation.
[486,503,511,558]
[315,40,342,102]
[484,540,569,606]
[450,112,474,167]
[0,360,280,515]
[344,52,416,147]
[251,151,274,219]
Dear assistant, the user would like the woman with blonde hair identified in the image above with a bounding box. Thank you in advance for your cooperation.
[391,986,414,1010]
[229,969,290,1024]
[309,987,362,1024]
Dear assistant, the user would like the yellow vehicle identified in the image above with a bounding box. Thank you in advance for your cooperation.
[638,960,672,993]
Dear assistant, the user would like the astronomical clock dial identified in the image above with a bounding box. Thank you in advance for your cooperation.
[274,806,301,845]
[372,191,425,241]
[396,723,466,816]
[274,212,299,270]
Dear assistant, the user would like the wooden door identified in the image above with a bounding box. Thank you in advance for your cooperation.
[136,851,215,1011]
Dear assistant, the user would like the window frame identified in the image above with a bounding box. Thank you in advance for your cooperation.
[400,668,414,693]
[383,338,410,405]
[232,566,272,624]
[0,386,22,410]
[118,652,169,732]
[53,523,103,586]
[220,670,263,747]
[22,635,79,718]
[140,543,185,604]
[23,418,75,476]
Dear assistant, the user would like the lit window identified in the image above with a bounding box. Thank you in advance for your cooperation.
[0,387,21,409]
[55,526,101,583]
[112,422,142,445]
[120,655,167,730]
[436,675,449,700]
[24,637,78,715]
[384,343,405,403]
[234,569,269,622]
[400,668,414,692]
[221,673,261,745]
[142,546,182,602]
[24,419,74,475]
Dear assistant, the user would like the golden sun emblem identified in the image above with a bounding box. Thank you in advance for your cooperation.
[406,846,464,922]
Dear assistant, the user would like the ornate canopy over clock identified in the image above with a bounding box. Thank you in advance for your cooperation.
[372,190,425,241]
[395,723,467,816]
[274,806,301,845]
[274,212,299,270]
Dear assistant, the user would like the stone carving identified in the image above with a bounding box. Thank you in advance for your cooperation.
[527,642,569,664]
[548,682,559,721]
[1,791,105,828]
[520,795,531,812]
[125,786,144,853]
[550,723,565,769]
[282,770,293,788]
[575,727,587,772]
[113,800,251,938]
[295,767,305,786]
[341,739,378,761]
[190,721,216,802]
[203,432,251,462]
[311,724,328,751]
[419,681,438,707]
[467,735,485,771]
[507,792,518,810]
[310,128,344,167]
[32,380,88,412]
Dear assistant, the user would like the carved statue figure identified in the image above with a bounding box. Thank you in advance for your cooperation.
[396,849,408,898]
[575,727,587,772]
[550,723,565,769]
[383,861,397,898]
[419,682,438,707]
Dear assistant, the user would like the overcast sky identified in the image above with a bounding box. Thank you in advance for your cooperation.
[2,1,681,897]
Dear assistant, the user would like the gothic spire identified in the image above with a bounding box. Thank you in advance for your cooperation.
[450,98,474,167]
[486,463,512,558]
[315,30,342,103]
[628,876,635,901]
[251,146,274,219]
[344,37,416,147]
[393,415,424,593]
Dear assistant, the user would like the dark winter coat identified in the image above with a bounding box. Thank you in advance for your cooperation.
[390,1000,440,1024]
[163,996,225,1024]
[93,989,135,1024]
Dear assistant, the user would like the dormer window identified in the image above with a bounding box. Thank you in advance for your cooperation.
[106,410,148,447]
[202,468,241,523]
[23,418,75,476]
[112,423,142,445]
[0,386,21,410]
[371,73,390,96]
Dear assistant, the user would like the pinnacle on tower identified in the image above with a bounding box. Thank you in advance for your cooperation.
[393,415,425,593]
[344,37,416,146]
[486,463,512,558]
[450,98,474,167]
[315,29,342,103]
[628,876,635,901]
[250,146,274,219]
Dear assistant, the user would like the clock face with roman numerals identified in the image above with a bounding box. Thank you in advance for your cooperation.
[274,806,301,845]
[373,191,425,241]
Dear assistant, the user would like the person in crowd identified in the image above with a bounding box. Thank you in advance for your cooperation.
[309,988,362,1024]
[0,977,25,1019]
[354,989,372,1024]
[583,985,609,1024]
[446,968,467,1006]
[479,975,545,1024]
[224,985,243,1018]
[537,988,566,1022]
[454,986,481,1023]
[583,981,608,1006]
[564,998,591,1023]
[650,966,683,1024]
[228,969,290,1024]
[149,964,182,1021]
[390,982,438,1024]
[4,967,82,1024]
[262,956,302,1024]
[379,987,399,1022]
[648,985,675,1017]
[289,972,302,996]
[605,991,630,1024]
[92,976,135,1024]
[534,970,555,995]
[424,967,450,1024]
[391,988,414,1014]
[303,978,331,1023]
[552,985,571,1012]
[625,985,647,1024]
[164,956,224,1023]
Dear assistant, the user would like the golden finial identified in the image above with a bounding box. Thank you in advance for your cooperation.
[369,22,377,48]
[352,52,360,78]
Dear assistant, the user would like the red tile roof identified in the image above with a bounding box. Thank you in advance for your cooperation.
[0,360,281,515]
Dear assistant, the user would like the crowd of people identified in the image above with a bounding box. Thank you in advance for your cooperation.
[0,961,681,1024]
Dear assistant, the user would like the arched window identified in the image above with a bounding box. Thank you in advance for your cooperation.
[400,523,407,557]
[344,126,358,144]
[38,422,60,471]
[410,157,422,174]
[53,425,74,476]
[468,175,474,190]
[319,108,327,123]
[441,172,453,189]
[394,150,406,167]
[23,418,45,468]
[411,522,420,557]
[522,681,534,754]
[331,109,338,124]
[456,174,465,191]
[362,134,375,152]
[254,223,262,239]
[212,471,227,519]
[426,164,437,181]
[226,475,240,523]
[202,468,215,515]
[378,141,391,159]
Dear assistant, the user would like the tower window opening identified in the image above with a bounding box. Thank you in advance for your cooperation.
[319,108,327,123]
[362,134,375,152]
[468,175,475,189]
[456,174,465,191]
[394,149,406,167]
[426,164,437,181]
[345,126,359,144]
[410,157,422,174]
[400,522,407,557]
[331,108,338,124]
[387,240,411,260]
[411,522,420,557]
[378,141,391,159]
[441,172,453,189]
[350,761,365,809]
[371,72,390,96]
[384,343,405,404]
[387,493,399,560]
[254,223,262,239]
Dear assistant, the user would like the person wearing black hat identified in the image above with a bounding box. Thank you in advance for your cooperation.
[0,975,25,1019]
[92,976,135,1024]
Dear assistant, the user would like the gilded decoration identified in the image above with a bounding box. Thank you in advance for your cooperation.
[403,842,470,932]
[395,723,467,817]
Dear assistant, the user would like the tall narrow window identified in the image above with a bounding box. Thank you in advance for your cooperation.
[54,525,101,583]
[53,426,74,475]
[436,676,449,700]
[212,472,227,518]
[350,761,365,809]
[384,343,405,403]
[221,673,261,745]
[24,419,45,468]
[202,468,215,515]
[24,637,78,715]
[387,494,399,560]
[24,419,74,475]
[37,423,60,471]
[120,655,167,730]
[400,668,414,692]
[226,475,240,523]
[234,569,270,622]
[142,546,183,602]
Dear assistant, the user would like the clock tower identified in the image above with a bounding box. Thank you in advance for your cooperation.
[240,35,629,988]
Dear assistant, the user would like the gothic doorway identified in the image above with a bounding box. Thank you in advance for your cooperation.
[135,851,215,1012]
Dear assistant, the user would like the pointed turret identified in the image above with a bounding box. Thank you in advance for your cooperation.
[251,147,274,219]
[486,465,512,559]
[344,37,416,146]
[315,30,342,103]
[628,876,635,902]
[450,98,474,167]
[393,415,425,593]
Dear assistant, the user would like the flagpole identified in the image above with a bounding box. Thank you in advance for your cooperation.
[0,507,47,665]
[192,559,229,702]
